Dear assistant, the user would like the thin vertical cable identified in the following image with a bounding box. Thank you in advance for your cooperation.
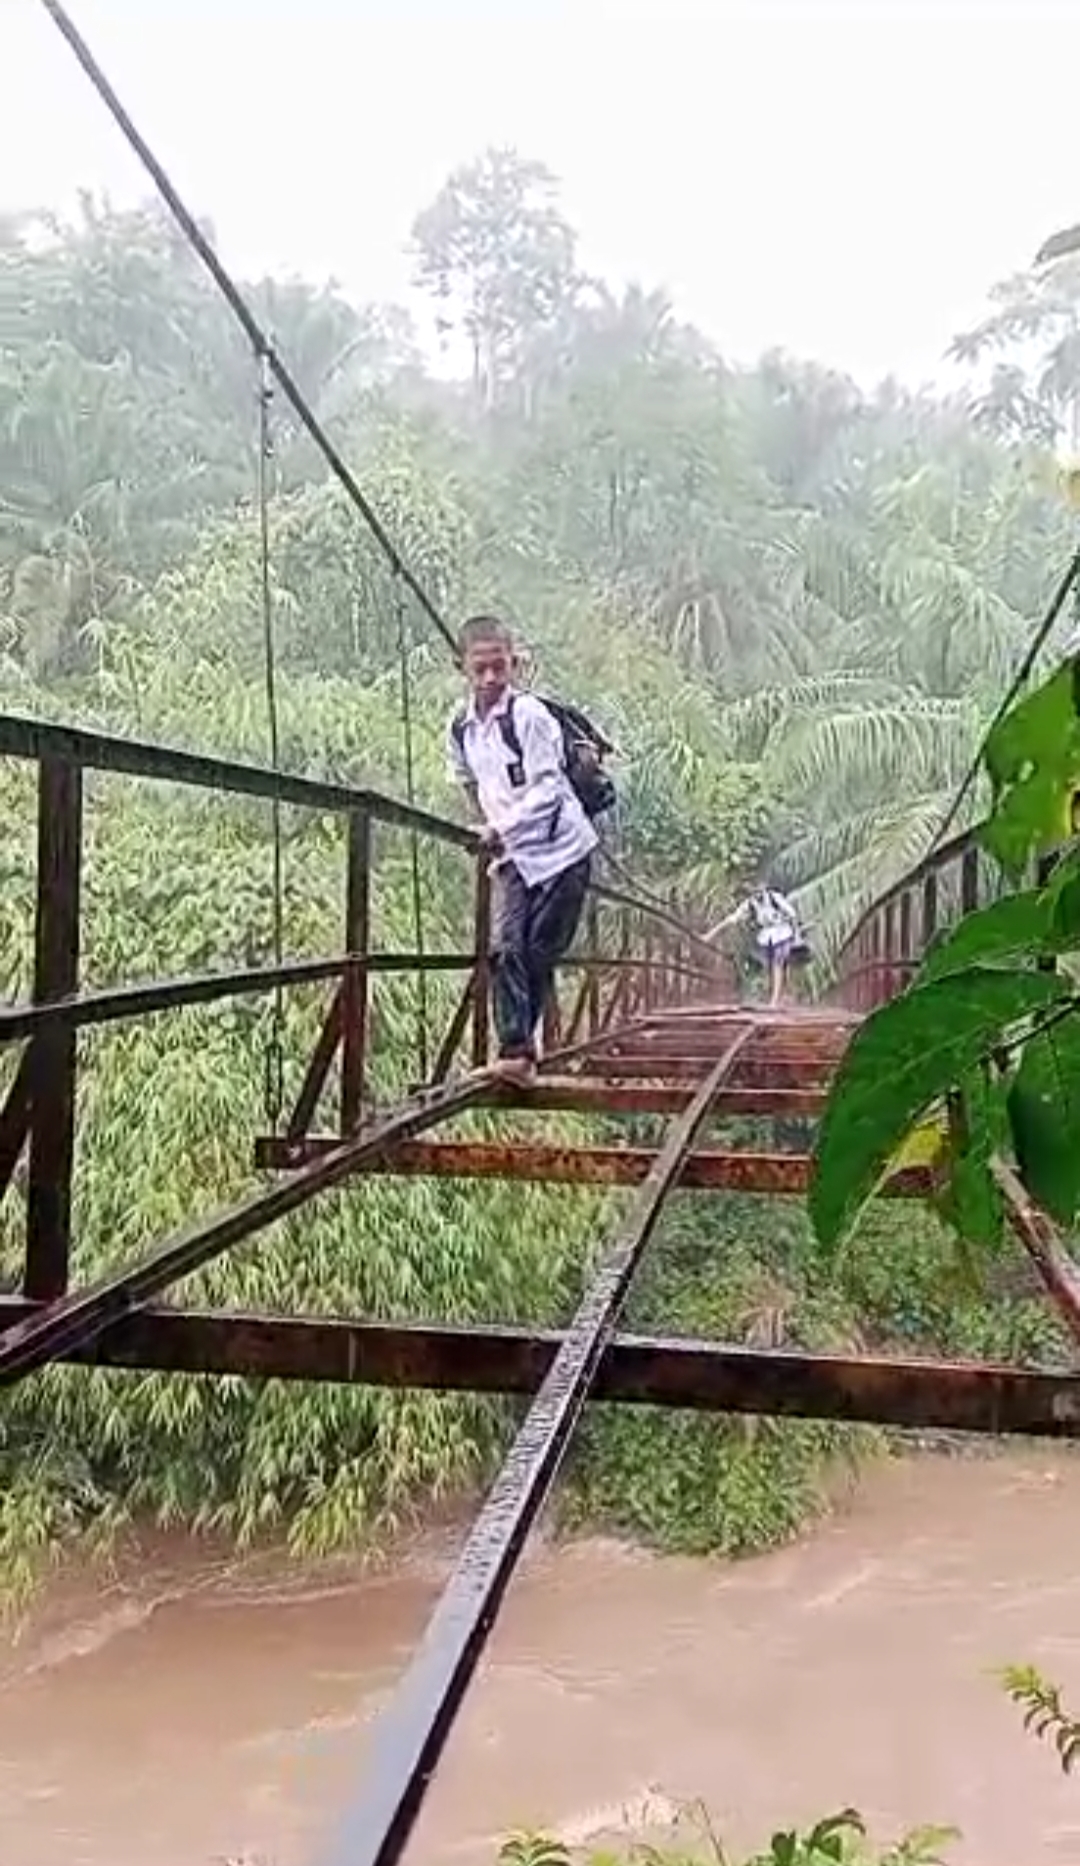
[257,347,286,1128]
[394,573,429,1081]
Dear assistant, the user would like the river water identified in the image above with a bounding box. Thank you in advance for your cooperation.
[3,1451,1080,1866]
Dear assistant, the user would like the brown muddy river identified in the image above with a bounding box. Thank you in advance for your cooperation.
[3,1452,1080,1866]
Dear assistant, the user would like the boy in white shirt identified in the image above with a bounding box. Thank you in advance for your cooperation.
[447,614,597,1085]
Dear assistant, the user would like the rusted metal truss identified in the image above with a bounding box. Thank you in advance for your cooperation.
[5,710,1080,1866]
[314,1034,753,1866]
[20,14,1080,1866]
[0,714,728,1381]
[468,1076,827,1116]
[254,1134,930,1198]
[2,1296,1077,1436]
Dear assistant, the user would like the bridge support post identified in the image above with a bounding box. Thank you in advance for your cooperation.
[340,807,371,1135]
[584,897,601,1037]
[471,857,491,1070]
[24,755,83,1301]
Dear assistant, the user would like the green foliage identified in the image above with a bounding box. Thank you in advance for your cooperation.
[810,645,1080,1256]
[981,662,1080,877]
[497,1805,957,1866]
[1000,1666,1080,1774]
[567,1201,880,1556]
[1008,1015,1080,1221]
[918,889,1055,981]
[810,969,1067,1252]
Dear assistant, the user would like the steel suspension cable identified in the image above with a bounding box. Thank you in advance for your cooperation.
[393,575,430,1081]
[922,544,1080,861]
[40,0,457,657]
[256,351,287,1129]
[38,0,719,960]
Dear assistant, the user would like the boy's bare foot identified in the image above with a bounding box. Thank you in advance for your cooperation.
[487,1055,537,1087]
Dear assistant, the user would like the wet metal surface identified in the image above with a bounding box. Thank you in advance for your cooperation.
[0,1079,490,1388]
[255,1136,932,1199]
[309,1034,754,1866]
[2,1298,1079,1435]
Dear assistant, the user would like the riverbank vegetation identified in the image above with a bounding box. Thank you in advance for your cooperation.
[2,158,1077,1602]
[498,1808,957,1866]
[493,1668,1080,1865]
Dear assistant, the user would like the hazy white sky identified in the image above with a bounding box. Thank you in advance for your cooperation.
[4,0,1080,388]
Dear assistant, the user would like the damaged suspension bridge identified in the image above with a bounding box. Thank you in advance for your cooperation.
[10,4,1080,1864]
[3,716,1080,1866]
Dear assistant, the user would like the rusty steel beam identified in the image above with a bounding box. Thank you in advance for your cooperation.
[0,709,478,848]
[625,1023,851,1058]
[0,1046,34,1205]
[0,952,728,1049]
[24,756,83,1301]
[340,808,372,1133]
[286,986,344,1142]
[0,952,486,1048]
[311,1031,753,1866]
[430,976,475,1086]
[471,1078,826,1117]
[731,1056,834,1089]
[592,1053,835,1084]
[257,1136,926,1199]
[590,1053,740,1079]
[0,1078,488,1388]
[1,1297,1078,1436]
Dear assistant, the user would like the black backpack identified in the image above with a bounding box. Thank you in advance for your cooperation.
[451,694,617,821]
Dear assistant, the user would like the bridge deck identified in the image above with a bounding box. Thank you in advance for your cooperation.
[1,720,1079,1866]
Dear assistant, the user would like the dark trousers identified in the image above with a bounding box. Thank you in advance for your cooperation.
[492,857,592,1058]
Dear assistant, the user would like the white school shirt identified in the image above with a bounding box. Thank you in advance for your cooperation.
[447,686,597,889]
[747,889,797,949]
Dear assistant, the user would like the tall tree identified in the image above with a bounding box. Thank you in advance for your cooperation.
[950,252,1080,448]
[411,147,580,411]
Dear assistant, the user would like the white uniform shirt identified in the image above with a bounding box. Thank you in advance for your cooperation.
[747,889,798,949]
[447,687,597,889]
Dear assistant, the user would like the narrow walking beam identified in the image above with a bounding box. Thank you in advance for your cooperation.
[309,1031,753,1866]
[257,1135,930,1198]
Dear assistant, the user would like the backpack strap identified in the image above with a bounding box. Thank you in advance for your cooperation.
[497,693,523,764]
[453,698,525,780]
[544,696,612,755]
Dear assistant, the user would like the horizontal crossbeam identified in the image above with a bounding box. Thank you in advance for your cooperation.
[256,1135,929,1198]
[473,1077,826,1116]
[2,1296,1077,1435]
[0,1078,486,1386]
[588,1052,835,1081]
[0,710,477,844]
[0,953,711,1045]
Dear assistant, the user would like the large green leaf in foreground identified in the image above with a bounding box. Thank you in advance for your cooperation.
[981,663,1080,879]
[917,888,1054,983]
[936,1068,1010,1255]
[1008,1008,1080,1225]
[810,967,1069,1251]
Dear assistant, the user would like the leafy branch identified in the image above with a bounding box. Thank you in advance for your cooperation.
[1000,1665,1080,1774]
[810,653,1080,1257]
[497,1806,956,1866]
